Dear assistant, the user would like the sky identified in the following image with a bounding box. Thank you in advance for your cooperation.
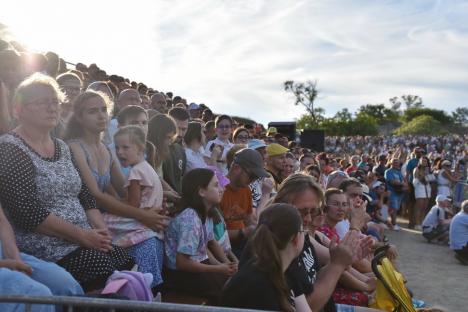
[1,0,467,125]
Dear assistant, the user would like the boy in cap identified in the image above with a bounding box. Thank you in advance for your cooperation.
[220,148,269,258]
[422,195,452,243]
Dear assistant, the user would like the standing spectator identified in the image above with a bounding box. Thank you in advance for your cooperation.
[405,148,423,228]
[413,156,436,230]
[385,158,407,230]
[372,155,388,180]
[437,160,460,197]
[450,200,468,265]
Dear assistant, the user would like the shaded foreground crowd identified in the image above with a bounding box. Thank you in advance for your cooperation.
[0,44,467,312]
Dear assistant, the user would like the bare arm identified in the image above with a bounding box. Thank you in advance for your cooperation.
[69,143,169,230]
[36,213,112,252]
[85,208,108,230]
[109,150,126,197]
[127,180,142,208]
[175,253,233,275]
[208,239,230,263]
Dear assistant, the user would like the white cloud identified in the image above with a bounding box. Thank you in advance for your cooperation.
[2,0,467,124]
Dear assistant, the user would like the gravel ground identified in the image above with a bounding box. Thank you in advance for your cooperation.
[385,220,468,312]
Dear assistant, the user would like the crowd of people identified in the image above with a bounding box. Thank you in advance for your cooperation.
[0,40,467,312]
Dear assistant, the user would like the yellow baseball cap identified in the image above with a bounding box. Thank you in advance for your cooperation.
[266,143,289,157]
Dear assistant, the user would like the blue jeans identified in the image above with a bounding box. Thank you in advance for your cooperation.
[0,253,83,312]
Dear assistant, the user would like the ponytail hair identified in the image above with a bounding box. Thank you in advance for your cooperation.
[252,203,302,312]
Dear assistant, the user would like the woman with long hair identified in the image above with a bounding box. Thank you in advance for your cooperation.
[147,114,177,173]
[64,90,169,242]
[222,203,309,312]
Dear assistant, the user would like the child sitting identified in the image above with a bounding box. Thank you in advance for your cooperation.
[106,125,167,288]
[164,168,237,302]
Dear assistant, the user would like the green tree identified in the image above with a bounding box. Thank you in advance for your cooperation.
[389,95,423,109]
[395,115,446,135]
[334,108,352,122]
[402,107,452,124]
[284,80,322,127]
[357,104,399,123]
[452,107,468,126]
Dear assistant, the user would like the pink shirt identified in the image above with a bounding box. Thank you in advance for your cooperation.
[104,161,164,247]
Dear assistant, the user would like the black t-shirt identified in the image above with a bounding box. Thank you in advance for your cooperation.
[222,260,294,311]
[162,142,186,194]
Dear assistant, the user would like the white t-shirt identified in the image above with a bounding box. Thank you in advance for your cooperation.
[204,138,233,175]
[185,146,207,172]
[422,205,446,232]
[335,219,350,240]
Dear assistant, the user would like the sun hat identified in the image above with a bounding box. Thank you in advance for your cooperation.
[248,139,267,150]
[266,143,289,157]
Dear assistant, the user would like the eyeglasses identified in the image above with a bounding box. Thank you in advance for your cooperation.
[236,135,249,140]
[25,98,60,109]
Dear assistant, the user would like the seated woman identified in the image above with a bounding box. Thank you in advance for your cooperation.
[222,203,311,312]
[272,174,377,312]
[164,168,237,302]
[0,205,83,312]
[64,91,169,286]
[0,74,134,291]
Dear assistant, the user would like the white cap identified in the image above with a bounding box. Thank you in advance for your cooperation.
[436,195,451,202]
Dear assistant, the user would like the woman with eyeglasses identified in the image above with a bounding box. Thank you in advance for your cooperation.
[0,74,135,291]
[232,127,249,145]
[238,174,374,312]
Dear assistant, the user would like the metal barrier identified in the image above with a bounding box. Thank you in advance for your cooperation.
[0,295,271,312]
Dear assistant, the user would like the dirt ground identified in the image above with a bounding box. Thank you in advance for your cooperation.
[385,219,468,312]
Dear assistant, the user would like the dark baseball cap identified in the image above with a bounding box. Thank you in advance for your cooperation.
[233,148,269,179]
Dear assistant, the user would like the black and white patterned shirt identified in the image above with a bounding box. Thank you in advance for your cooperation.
[0,132,96,262]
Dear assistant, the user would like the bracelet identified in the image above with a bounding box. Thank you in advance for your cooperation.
[349,227,361,232]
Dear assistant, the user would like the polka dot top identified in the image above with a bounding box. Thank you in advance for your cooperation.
[0,132,96,262]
